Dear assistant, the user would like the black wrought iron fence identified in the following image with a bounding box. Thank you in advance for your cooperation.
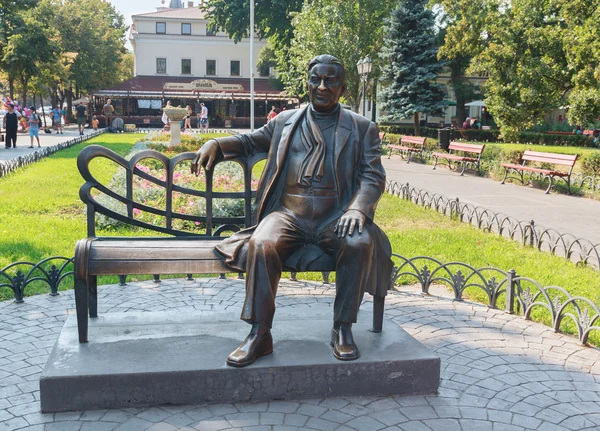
[386,180,600,269]
[390,254,600,345]
[2,252,599,346]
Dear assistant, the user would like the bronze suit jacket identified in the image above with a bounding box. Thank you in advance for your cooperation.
[212,105,393,296]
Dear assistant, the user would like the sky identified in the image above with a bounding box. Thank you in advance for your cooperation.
[106,0,165,50]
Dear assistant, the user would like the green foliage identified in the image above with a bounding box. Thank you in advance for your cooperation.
[581,151,600,177]
[285,0,394,106]
[437,0,600,138]
[201,0,303,45]
[379,0,446,134]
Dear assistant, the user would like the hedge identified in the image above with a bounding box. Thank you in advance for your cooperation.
[379,124,594,147]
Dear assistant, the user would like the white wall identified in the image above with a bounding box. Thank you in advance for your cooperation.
[133,18,265,78]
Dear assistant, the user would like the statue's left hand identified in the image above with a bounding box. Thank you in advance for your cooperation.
[334,210,366,238]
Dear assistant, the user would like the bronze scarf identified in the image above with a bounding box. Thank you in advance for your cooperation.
[297,107,327,186]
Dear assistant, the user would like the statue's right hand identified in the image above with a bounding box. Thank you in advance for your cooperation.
[191,139,219,175]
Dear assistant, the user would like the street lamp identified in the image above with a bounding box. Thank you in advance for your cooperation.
[356,56,372,117]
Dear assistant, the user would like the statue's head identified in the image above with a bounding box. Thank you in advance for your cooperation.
[307,54,347,113]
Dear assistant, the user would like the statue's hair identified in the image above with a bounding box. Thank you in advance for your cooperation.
[308,54,345,79]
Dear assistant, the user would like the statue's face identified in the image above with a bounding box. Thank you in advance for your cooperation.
[307,63,346,113]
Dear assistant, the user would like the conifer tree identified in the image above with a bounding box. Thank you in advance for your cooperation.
[379,0,446,136]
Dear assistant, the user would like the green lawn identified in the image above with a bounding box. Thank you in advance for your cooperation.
[2,134,600,343]
[0,134,142,268]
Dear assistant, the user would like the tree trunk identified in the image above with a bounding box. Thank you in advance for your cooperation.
[40,94,48,128]
[8,77,14,100]
[66,86,74,124]
[20,75,29,107]
[413,112,420,136]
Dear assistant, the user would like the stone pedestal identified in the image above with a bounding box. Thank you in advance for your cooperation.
[163,107,187,146]
[39,305,440,412]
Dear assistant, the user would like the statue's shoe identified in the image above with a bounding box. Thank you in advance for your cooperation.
[330,326,360,361]
[226,331,273,367]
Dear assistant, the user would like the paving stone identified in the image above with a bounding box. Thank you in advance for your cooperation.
[283,414,308,427]
[115,417,154,430]
[225,413,260,427]
[80,423,120,431]
[304,417,339,431]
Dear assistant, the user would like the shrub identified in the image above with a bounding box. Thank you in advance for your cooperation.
[581,151,600,176]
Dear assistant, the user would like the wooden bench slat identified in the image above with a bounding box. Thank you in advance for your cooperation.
[523,150,577,161]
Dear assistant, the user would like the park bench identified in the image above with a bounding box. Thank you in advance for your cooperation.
[500,150,578,194]
[387,135,426,163]
[73,145,388,343]
[432,141,485,175]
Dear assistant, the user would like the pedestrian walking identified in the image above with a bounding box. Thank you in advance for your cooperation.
[103,99,114,127]
[92,115,99,131]
[4,104,20,149]
[75,103,87,135]
[28,106,41,148]
[51,106,63,134]
[199,103,209,132]
[184,105,192,131]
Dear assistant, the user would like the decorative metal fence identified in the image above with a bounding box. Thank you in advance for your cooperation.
[386,180,600,269]
[0,257,74,303]
[390,254,600,345]
[2,252,599,346]
[0,129,106,178]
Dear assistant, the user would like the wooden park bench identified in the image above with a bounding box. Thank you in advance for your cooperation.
[73,145,389,343]
[500,150,578,194]
[432,141,485,175]
[387,135,426,163]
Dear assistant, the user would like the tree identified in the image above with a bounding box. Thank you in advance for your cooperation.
[379,0,447,135]
[201,0,303,47]
[2,1,57,107]
[438,0,600,138]
[53,0,127,120]
[285,0,394,108]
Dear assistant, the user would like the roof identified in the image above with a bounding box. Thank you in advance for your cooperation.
[99,76,284,94]
[132,7,207,20]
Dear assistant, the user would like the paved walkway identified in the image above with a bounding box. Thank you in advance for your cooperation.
[382,158,600,244]
[1,277,600,430]
[0,126,100,163]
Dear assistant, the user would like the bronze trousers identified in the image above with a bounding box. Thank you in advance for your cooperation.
[242,200,376,327]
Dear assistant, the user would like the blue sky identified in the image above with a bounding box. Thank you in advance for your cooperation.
[107,0,164,49]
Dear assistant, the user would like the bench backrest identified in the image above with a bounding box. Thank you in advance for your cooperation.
[448,142,485,155]
[78,145,265,238]
[522,150,578,167]
[401,136,426,147]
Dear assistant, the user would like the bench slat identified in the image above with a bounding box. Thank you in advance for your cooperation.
[448,142,485,153]
[90,259,230,275]
[523,150,578,161]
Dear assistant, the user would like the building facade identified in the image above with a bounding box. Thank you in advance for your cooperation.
[93,2,295,128]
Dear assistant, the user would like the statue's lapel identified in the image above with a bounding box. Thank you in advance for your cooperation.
[275,107,305,171]
[334,107,353,168]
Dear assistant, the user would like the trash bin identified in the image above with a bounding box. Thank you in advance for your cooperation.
[438,128,451,151]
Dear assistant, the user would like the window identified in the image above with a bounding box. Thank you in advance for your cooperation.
[206,25,216,36]
[156,58,167,74]
[206,59,216,76]
[181,59,191,75]
[181,23,191,35]
[156,22,166,34]
[230,60,241,77]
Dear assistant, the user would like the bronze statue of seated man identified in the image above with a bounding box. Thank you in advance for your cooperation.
[192,54,392,367]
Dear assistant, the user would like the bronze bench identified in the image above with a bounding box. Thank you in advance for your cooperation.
[74,145,388,343]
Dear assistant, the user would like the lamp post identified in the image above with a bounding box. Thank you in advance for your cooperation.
[250,0,255,131]
[356,56,372,117]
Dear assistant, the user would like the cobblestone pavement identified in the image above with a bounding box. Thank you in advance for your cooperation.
[1,278,600,431]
